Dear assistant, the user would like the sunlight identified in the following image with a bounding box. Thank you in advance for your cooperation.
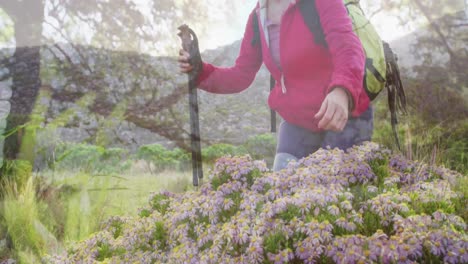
[199,0,467,50]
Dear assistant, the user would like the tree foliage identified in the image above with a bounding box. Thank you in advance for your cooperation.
[0,0,240,162]
[372,0,468,173]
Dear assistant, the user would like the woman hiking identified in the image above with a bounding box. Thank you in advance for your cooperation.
[178,0,373,171]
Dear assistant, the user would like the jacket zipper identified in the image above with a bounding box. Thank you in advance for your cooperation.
[279,1,296,94]
[281,75,286,94]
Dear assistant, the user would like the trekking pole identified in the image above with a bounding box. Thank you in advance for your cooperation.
[178,25,203,187]
[270,75,276,133]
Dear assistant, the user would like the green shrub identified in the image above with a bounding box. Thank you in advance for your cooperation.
[373,89,468,175]
[441,121,468,174]
[54,143,131,174]
[0,160,33,194]
[137,144,188,173]
[242,133,276,165]
[99,148,132,173]
[201,143,245,164]
[170,148,191,171]
[55,144,104,172]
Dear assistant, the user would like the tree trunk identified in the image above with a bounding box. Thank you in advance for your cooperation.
[1,0,44,166]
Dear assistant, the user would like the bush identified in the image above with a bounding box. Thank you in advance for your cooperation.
[242,133,277,164]
[442,121,468,174]
[170,148,191,171]
[0,159,33,194]
[373,85,468,175]
[137,144,189,173]
[201,143,246,164]
[45,143,467,264]
[54,143,131,174]
[100,148,132,173]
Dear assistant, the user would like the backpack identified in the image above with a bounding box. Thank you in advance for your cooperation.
[252,0,407,150]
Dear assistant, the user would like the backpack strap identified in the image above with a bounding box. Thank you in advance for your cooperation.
[365,58,386,100]
[251,0,327,48]
[297,0,327,47]
[383,41,407,150]
[251,12,278,132]
[251,11,262,47]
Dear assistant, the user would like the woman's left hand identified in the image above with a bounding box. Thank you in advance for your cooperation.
[315,87,350,131]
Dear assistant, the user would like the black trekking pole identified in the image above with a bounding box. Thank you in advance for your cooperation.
[178,25,203,187]
[269,75,276,133]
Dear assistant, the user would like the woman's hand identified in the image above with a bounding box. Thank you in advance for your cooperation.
[315,87,350,131]
[178,50,194,73]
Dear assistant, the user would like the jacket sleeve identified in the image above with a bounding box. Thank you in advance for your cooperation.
[195,9,263,94]
[315,0,366,113]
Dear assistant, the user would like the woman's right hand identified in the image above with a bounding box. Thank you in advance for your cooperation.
[178,49,194,73]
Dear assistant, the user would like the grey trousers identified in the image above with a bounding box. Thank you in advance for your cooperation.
[272,106,374,171]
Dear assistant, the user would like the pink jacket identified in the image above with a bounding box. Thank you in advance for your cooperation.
[197,0,370,132]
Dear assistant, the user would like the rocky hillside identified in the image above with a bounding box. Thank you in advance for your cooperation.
[1,12,465,161]
[0,41,274,158]
[193,40,273,143]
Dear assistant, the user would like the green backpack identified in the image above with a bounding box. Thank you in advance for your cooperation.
[252,0,407,149]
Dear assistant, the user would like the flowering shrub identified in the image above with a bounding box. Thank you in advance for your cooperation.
[44,142,467,264]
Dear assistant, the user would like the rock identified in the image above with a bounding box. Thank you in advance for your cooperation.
[0,101,10,119]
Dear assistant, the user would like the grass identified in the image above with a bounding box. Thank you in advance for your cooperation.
[0,164,194,263]
[1,178,45,263]
[83,171,192,218]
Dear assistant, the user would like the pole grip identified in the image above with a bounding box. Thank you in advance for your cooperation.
[178,24,203,186]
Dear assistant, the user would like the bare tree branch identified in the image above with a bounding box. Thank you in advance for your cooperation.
[411,0,459,65]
